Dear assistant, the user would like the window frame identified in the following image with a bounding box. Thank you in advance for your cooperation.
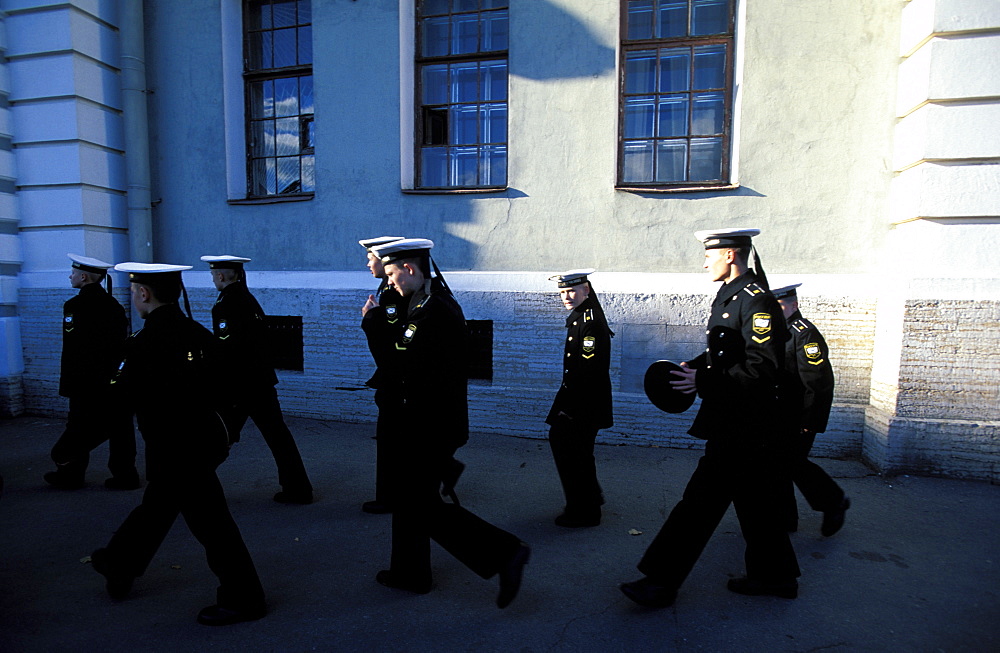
[241,0,315,200]
[617,0,737,192]
[413,0,510,191]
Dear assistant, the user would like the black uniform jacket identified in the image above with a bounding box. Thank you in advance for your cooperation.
[687,271,792,443]
[211,281,278,390]
[545,295,614,429]
[60,282,129,398]
[386,281,469,453]
[784,309,835,433]
[112,304,229,480]
[361,279,407,394]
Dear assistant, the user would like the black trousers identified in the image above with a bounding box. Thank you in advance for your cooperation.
[51,397,137,480]
[373,390,403,506]
[102,467,265,611]
[548,418,603,517]
[786,431,845,525]
[638,440,800,589]
[390,446,521,587]
[225,386,312,494]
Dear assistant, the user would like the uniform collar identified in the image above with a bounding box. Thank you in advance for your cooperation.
[786,308,803,324]
[715,270,757,304]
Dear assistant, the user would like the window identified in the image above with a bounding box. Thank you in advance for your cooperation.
[466,319,493,382]
[266,315,304,371]
[619,0,735,189]
[415,1,508,189]
[243,0,314,197]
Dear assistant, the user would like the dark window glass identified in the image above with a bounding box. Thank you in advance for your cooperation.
[266,315,304,371]
[416,1,509,189]
[466,319,493,382]
[619,0,734,188]
[244,0,314,198]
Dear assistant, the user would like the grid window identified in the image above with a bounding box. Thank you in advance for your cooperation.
[416,1,509,189]
[244,0,314,197]
[619,0,734,188]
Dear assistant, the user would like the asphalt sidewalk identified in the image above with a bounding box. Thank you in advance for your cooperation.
[1,414,997,652]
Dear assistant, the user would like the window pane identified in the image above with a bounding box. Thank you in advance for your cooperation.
[481,144,507,186]
[659,0,688,38]
[423,107,448,145]
[273,0,296,28]
[660,49,690,92]
[298,0,311,25]
[422,0,449,16]
[692,92,724,134]
[252,120,275,156]
[422,64,449,105]
[690,137,722,180]
[301,154,315,192]
[422,16,450,56]
[452,147,479,185]
[627,0,654,40]
[625,51,656,94]
[276,117,300,155]
[481,103,506,143]
[421,147,449,186]
[298,25,312,64]
[452,62,479,102]
[277,156,300,193]
[300,75,314,114]
[483,61,507,101]
[658,95,689,137]
[455,0,479,11]
[250,80,274,119]
[624,98,656,139]
[693,45,725,89]
[253,158,277,195]
[692,0,728,36]
[247,0,268,30]
[273,27,297,68]
[261,31,274,69]
[482,0,508,10]
[274,77,299,117]
[451,105,479,144]
[483,9,508,52]
[656,140,687,182]
[247,32,265,70]
[303,116,315,149]
[622,140,654,182]
[453,13,479,54]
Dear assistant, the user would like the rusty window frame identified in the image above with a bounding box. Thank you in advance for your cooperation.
[617,0,736,191]
[243,0,315,198]
[414,0,509,190]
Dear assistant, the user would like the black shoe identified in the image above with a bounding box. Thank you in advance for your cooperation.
[726,577,798,599]
[554,512,601,528]
[273,490,313,505]
[496,542,530,609]
[104,476,142,490]
[90,548,134,601]
[362,500,393,514]
[196,604,266,626]
[44,471,85,490]
[620,577,676,608]
[375,570,432,595]
[821,496,850,537]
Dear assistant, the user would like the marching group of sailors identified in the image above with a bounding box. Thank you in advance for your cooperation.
[40,227,848,624]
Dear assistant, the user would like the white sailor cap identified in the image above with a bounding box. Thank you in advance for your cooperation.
[358,236,405,250]
[115,262,192,285]
[68,253,113,274]
[548,268,596,288]
[372,238,434,264]
[694,228,760,249]
[771,283,802,300]
[200,255,251,270]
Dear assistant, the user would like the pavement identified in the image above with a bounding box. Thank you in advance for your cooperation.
[0,414,998,653]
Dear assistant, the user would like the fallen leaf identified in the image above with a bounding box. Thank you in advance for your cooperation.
[628,528,643,536]
[171,564,182,570]
[80,556,92,564]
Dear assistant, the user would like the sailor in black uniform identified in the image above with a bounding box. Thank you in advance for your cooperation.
[45,253,138,490]
[369,238,530,608]
[90,263,266,626]
[200,255,313,504]
[546,268,614,527]
[771,283,849,536]
[621,228,800,608]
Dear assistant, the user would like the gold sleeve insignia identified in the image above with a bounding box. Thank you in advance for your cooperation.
[805,342,825,365]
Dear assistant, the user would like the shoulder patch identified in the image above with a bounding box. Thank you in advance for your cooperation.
[584,308,594,322]
[743,283,765,296]
[804,342,825,365]
[791,319,808,332]
[385,304,399,324]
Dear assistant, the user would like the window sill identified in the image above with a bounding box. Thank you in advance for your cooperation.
[228,193,315,205]
[401,187,508,195]
[617,184,740,195]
